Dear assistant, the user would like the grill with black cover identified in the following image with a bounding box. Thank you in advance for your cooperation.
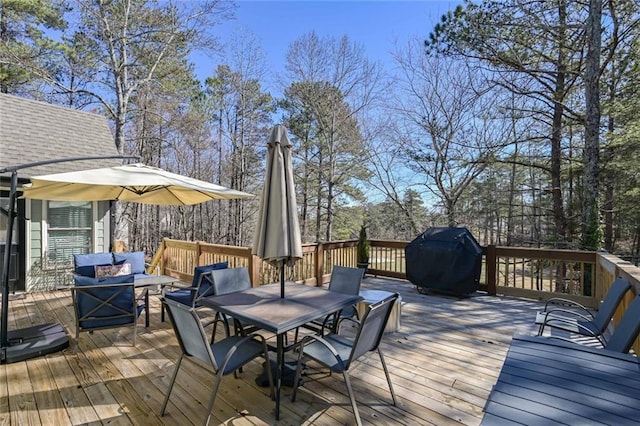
[405,227,482,296]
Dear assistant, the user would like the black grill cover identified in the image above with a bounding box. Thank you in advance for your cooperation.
[405,227,482,296]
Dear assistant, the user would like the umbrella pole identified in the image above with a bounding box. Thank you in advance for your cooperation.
[280,263,285,298]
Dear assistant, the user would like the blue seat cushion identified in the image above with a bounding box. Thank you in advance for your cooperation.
[164,288,196,306]
[113,251,147,275]
[74,274,140,329]
[74,253,114,277]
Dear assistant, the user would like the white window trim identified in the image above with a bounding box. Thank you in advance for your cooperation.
[42,200,99,259]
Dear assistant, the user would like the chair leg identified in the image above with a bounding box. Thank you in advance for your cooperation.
[212,316,218,340]
[204,372,224,426]
[378,348,397,406]
[160,354,184,416]
[343,372,362,426]
[132,321,137,347]
[261,341,275,400]
[290,344,306,402]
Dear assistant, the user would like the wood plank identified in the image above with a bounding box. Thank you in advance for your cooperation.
[9,276,636,426]
[42,291,115,425]
[26,357,70,424]
[0,364,10,426]
[6,361,39,425]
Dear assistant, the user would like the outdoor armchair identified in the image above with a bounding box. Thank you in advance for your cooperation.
[162,261,228,308]
[71,273,146,346]
[159,297,273,425]
[536,277,632,346]
[291,292,399,426]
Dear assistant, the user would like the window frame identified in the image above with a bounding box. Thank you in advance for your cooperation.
[42,200,97,265]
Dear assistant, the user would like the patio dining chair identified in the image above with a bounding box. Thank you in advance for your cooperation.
[209,267,260,337]
[291,292,399,426]
[536,277,632,346]
[295,265,365,341]
[71,273,146,346]
[160,297,274,425]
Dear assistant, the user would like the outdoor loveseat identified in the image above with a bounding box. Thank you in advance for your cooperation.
[73,251,156,280]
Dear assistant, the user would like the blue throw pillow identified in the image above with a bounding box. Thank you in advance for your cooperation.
[113,251,146,275]
[193,262,228,298]
[74,253,113,277]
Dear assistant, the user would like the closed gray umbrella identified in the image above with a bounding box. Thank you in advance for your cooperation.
[252,125,302,298]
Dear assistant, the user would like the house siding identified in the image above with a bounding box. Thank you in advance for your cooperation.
[25,199,112,291]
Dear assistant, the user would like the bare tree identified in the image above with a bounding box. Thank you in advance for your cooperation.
[282,31,383,241]
[389,41,509,226]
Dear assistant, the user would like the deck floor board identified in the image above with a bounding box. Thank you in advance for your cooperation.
[2,277,555,425]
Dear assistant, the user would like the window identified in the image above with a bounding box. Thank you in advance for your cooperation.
[47,201,93,263]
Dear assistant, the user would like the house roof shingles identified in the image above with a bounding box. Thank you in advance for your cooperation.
[0,94,123,180]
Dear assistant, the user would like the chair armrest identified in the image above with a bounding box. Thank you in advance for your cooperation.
[543,297,594,319]
[71,282,136,291]
[539,310,607,345]
[161,281,193,295]
[297,334,347,369]
[335,316,360,332]
[541,307,595,324]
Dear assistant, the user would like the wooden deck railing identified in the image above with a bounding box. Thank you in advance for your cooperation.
[151,237,640,354]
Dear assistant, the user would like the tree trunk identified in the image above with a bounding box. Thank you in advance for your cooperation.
[582,0,602,250]
[550,1,568,247]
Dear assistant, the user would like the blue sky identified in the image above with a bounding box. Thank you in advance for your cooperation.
[195,1,461,93]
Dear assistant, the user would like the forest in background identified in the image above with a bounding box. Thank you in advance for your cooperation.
[1,0,639,265]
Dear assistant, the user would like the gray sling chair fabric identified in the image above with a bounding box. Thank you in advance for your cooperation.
[291,293,399,426]
[209,267,260,338]
[543,295,640,354]
[536,277,632,345]
[159,297,274,425]
[323,266,366,330]
[602,295,640,353]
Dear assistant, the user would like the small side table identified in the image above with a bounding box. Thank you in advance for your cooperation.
[356,290,402,333]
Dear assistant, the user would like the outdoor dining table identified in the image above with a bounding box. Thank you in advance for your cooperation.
[482,335,640,425]
[200,282,362,420]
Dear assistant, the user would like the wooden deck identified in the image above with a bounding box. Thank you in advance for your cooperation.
[1,277,550,425]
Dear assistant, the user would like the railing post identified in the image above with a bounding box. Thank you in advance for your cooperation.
[486,244,497,296]
[250,254,261,287]
[196,241,204,267]
[159,238,168,276]
[315,242,324,287]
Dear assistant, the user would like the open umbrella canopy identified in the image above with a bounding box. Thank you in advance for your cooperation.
[252,125,302,297]
[21,163,254,205]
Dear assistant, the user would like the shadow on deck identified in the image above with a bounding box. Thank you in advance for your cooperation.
[2,277,551,425]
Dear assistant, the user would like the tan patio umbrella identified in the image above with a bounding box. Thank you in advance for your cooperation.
[252,125,302,298]
[22,163,254,205]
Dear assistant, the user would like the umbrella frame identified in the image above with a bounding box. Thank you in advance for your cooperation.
[1,156,134,363]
